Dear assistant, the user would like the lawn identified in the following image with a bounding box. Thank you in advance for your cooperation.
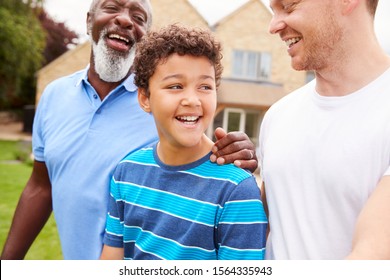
[0,140,62,259]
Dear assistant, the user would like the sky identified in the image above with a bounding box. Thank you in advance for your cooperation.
[44,0,390,54]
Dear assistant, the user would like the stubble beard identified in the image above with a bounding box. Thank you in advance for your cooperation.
[91,29,136,82]
[293,7,344,72]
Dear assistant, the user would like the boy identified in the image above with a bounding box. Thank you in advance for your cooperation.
[100,24,267,260]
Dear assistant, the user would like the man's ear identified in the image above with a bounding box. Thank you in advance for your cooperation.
[138,88,151,113]
[86,13,92,36]
[341,0,359,15]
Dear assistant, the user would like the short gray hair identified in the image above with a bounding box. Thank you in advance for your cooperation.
[88,0,153,29]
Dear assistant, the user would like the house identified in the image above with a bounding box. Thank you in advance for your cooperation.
[36,0,307,150]
[35,42,91,104]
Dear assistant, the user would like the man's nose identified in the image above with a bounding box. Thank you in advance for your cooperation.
[115,11,134,29]
[269,12,287,34]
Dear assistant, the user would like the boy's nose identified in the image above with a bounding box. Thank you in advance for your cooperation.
[181,91,201,107]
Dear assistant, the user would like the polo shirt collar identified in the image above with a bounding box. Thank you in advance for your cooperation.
[122,72,137,92]
[75,65,137,92]
[75,66,89,87]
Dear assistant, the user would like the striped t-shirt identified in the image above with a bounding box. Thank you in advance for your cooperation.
[103,143,267,260]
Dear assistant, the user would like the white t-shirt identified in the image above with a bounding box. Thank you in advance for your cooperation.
[259,68,390,259]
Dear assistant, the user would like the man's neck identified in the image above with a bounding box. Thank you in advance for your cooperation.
[315,49,390,97]
[87,66,127,100]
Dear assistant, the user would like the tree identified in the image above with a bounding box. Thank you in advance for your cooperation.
[0,0,79,110]
[0,0,45,109]
[38,9,78,66]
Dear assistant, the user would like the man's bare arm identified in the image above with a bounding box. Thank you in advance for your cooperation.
[347,175,390,259]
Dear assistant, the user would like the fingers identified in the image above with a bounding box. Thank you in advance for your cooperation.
[211,128,258,172]
[234,159,259,172]
[249,150,255,160]
[210,148,258,172]
[214,138,255,158]
[214,127,227,141]
[213,131,253,156]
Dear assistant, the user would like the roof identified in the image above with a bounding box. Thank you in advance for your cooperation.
[188,0,270,26]
[188,0,248,25]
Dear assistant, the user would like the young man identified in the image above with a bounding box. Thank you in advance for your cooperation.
[100,24,267,260]
[1,0,258,260]
[260,0,390,259]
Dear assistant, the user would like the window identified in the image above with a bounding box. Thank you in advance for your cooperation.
[232,50,271,81]
[221,108,261,145]
[209,108,264,150]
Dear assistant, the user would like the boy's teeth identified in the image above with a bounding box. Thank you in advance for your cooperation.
[181,116,197,121]
[177,116,199,122]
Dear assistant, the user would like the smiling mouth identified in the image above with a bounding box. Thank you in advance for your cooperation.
[176,116,200,125]
[285,37,301,48]
[108,33,131,45]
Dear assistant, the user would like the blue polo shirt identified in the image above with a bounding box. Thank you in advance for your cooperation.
[33,67,158,259]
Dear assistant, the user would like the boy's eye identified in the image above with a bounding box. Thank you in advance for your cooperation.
[168,85,182,90]
[199,84,213,91]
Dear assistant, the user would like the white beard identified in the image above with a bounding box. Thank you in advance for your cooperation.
[91,30,136,82]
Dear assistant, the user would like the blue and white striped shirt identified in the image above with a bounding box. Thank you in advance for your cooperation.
[103,144,267,260]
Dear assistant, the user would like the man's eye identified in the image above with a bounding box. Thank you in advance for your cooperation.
[133,15,146,23]
[104,5,118,12]
[283,2,297,12]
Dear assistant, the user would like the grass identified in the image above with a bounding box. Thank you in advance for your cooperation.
[0,140,62,259]
[0,140,24,161]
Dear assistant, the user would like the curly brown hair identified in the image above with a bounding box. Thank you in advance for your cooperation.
[133,24,223,96]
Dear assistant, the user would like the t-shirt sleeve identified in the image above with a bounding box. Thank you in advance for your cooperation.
[32,91,48,162]
[216,176,268,260]
[103,175,124,248]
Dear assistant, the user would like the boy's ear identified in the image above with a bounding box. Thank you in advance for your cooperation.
[138,88,151,113]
